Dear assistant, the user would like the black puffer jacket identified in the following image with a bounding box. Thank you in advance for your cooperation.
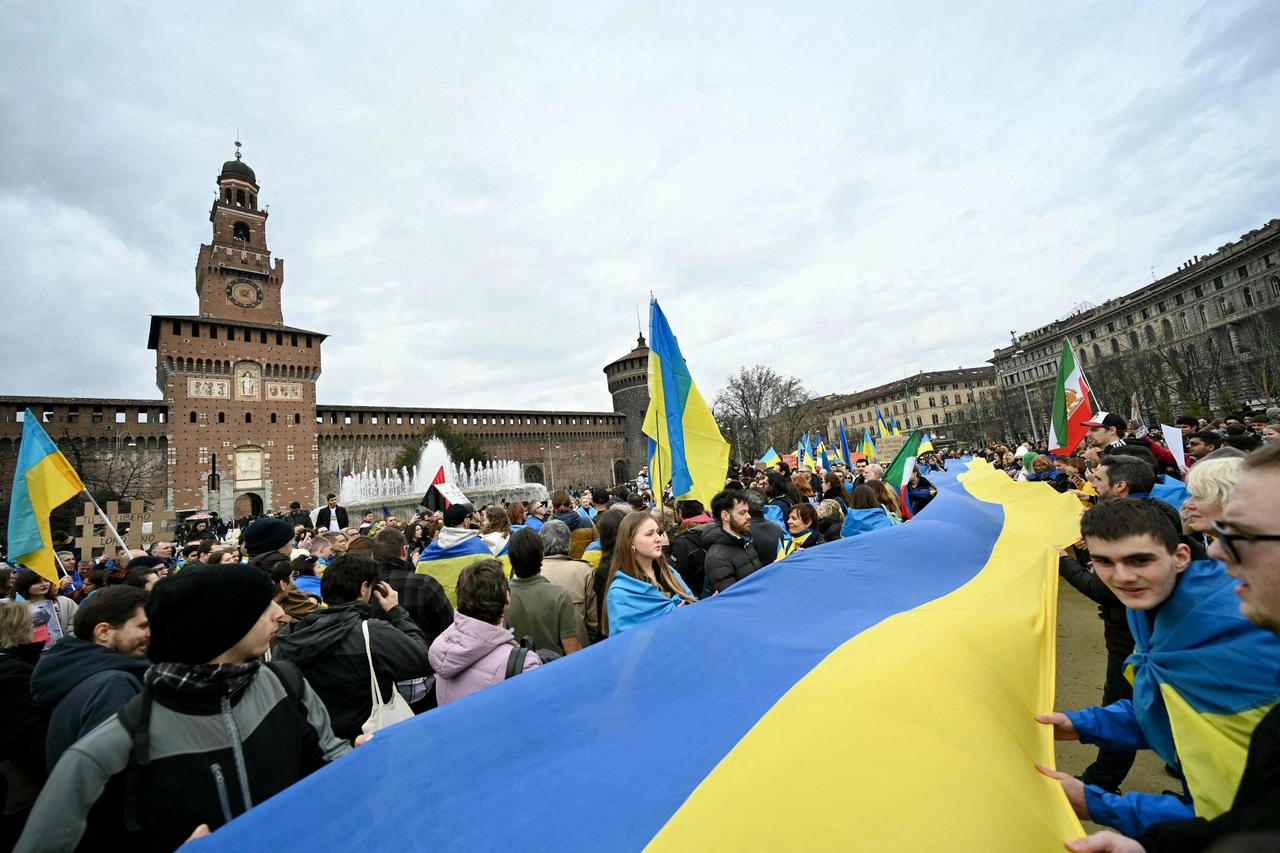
[703,526,764,594]
[748,512,784,566]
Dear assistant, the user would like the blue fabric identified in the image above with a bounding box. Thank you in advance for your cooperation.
[761,504,785,527]
[190,478,1006,853]
[605,571,691,635]
[1084,786,1195,838]
[1066,700,1150,752]
[294,575,322,597]
[584,539,601,553]
[1151,476,1191,511]
[840,507,893,538]
[525,517,543,532]
[417,535,492,562]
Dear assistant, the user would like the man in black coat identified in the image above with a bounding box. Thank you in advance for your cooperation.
[31,587,152,773]
[704,489,764,594]
[314,493,349,533]
[744,488,783,566]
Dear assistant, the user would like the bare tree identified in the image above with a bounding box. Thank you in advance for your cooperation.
[713,366,816,462]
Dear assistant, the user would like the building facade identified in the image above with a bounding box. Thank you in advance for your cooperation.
[603,334,651,483]
[992,217,1280,441]
[0,151,630,521]
[823,366,1001,450]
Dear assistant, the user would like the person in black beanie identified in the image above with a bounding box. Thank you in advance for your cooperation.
[16,563,357,853]
[242,517,315,627]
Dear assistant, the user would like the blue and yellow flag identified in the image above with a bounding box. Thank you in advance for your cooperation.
[642,299,730,509]
[757,446,780,468]
[873,405,889,438]
[815,433,831,471]
[860,427,877,461]
[196,462,1086,851]
[7,410,84,582]
[890,414,902,435]
[837,423,853,467]
[416,529,503,605]
[919,432,935,453]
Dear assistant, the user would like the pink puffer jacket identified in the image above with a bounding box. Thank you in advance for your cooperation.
[428,611,540,705]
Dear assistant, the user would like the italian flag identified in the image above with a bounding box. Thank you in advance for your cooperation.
[883,430,923,519]
[1049,339,1093,454]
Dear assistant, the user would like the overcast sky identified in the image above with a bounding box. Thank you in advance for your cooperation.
[2,1,1277,413]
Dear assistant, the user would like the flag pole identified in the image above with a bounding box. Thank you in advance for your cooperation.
[80,490,132,558]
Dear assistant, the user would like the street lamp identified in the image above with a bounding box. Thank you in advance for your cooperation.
[1010,332,1040,443]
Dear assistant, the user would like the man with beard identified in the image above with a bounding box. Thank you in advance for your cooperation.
[704,489,764,595]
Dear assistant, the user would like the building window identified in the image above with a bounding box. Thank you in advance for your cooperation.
[1079,349,1088,365]
[1194,285,1204,298]
[1198,305,1208,326]
[218,412,226,423]
[294,413,301,424]
[276,332,283,345]
[270,413,277,424]
[305,335,313,347]
[245,413,252,423]
[1213,276,1223,290]
[941,394,949,406]
[1180,311,1189,332]
[1162,318,1173,340]
[209,325,217,340]
[1273,275,1280,297]
[931,413,939,425]
[1220,296,1234,315]
[928,397,935,407]
[1124,315,1134,326]
[1157,301,1166,312]
[1106,322,1115,333]
[260,330,268,343]
[1089,329,1097,340]
[1237,265,1248,281]
[232,222,250,241]
[1243,287,1254,308]
[1140,308,1150,320]
[1129,331,1139,349]
[192,322,200,338]
[1111,339,1120,354]
[291,334,298,347]
[1144,326,1156,344]
[1175,294,1185,305]
[1075,335,1083,345]
[190,412,197,423]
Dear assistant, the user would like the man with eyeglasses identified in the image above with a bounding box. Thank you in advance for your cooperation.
[1064,443,1280,852]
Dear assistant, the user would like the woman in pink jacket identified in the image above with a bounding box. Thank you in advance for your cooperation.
[429,559,540,705]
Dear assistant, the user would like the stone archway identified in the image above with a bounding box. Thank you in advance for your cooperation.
[523,464,544,484]
[613,459,630,485]
[233,492,264,520]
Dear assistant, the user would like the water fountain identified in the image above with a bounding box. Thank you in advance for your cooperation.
[338,438,549,516]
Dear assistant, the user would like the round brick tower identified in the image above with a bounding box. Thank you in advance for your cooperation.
[603,334,650,483]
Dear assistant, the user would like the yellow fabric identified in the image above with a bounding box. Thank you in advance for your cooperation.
[581,550,602,568]
[16,454,85,582]
[646,465,1085,851]
[1159,684,1273,819]
[416,554,512,606]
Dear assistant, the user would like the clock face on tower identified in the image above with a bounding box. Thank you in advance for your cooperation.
[227,279,264,308]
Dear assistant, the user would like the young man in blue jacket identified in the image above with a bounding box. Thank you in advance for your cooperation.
[1036,498,1280,838]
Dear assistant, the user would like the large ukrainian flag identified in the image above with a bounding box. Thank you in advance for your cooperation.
[194,461,1087,852]
[642,298,729,509]
[7,409,84,582]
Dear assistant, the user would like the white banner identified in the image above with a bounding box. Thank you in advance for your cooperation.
[1161,424,1188,473]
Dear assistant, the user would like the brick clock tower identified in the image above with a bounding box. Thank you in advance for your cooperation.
[149,146,326,517]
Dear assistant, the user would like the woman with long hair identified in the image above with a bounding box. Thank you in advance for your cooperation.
[787,503,822,548]
[605,512,696,636]
[866,479,903,523]
[480,506,513,555]
[761,471,794,519]
[506,501,528,532]
[792,473,816,505]
[841,485,894,537]
[591,509,627,642]
[821,473,848,508]
[14,570,78,649]
[405,522,428,562]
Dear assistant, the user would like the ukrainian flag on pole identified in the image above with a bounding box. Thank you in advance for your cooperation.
[643,299,730,508]
[7,409,85,582]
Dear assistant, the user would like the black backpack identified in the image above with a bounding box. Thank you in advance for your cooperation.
[115,661,310,831]
[668,524,712,600]
[504,636,562,679]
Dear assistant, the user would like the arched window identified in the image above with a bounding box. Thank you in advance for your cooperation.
[235,189,245,206]
[1110,339,1120,354]
[1079,348,1088,365]
[1093,344,1102,360]
[1129,331,1139,349]
[294,413,301,424]
[270,413,277,424]
[218,412,226,423]
[1244,286,1254,308]
[1144,326,1156,345]
[189,411,197,423]
[233,222,250,242]
[1162,318,1173,340]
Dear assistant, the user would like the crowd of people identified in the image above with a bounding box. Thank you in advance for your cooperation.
[0,405,1277,851]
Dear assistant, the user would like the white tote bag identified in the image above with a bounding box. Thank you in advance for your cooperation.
[360,621,415,735]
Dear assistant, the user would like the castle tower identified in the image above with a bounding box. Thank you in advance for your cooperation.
[603,334,650,483]
[149,146,326,516]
